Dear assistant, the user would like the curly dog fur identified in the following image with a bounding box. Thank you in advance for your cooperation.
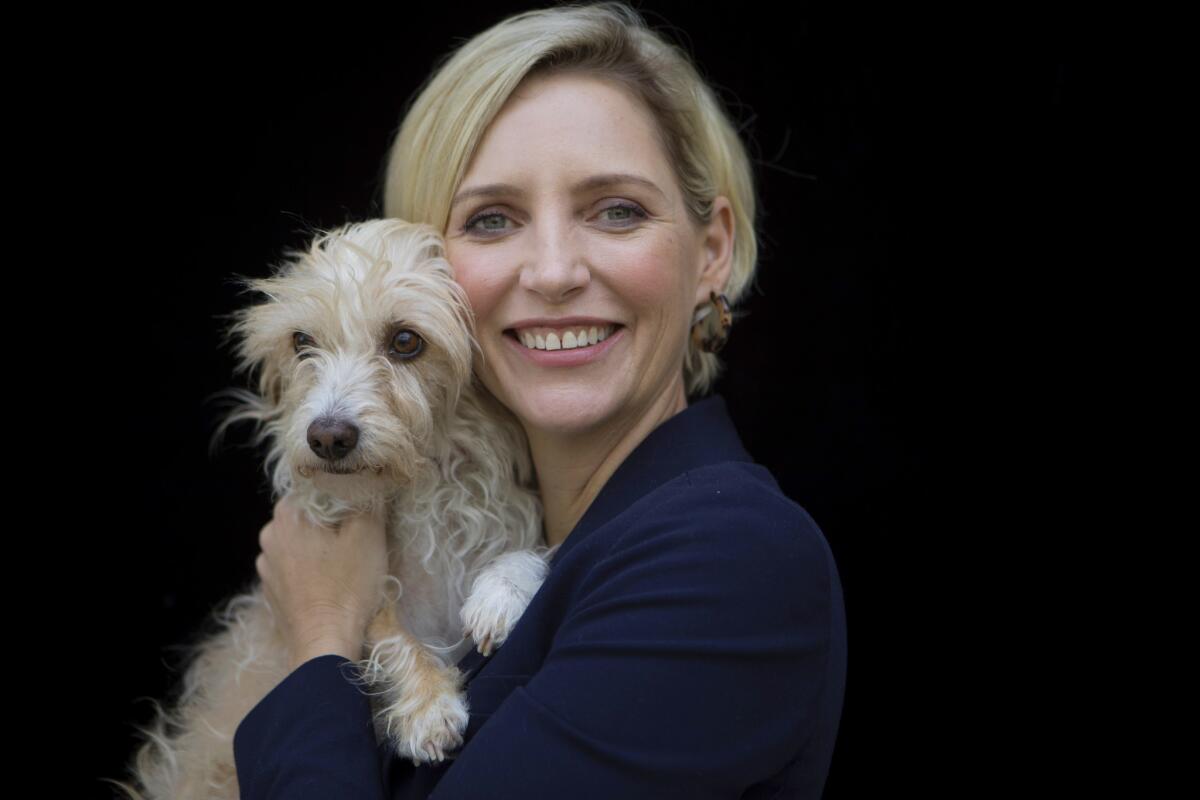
[109,219,552,799]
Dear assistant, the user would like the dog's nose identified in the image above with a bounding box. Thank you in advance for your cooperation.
[307,417,360,460]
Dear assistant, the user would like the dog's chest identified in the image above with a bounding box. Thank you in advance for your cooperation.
[385,541,476,657]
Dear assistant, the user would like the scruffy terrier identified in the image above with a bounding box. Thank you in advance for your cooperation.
[112,219,554,799]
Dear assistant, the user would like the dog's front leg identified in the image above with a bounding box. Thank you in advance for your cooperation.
[461,548,551,656]
[356,602,469,765]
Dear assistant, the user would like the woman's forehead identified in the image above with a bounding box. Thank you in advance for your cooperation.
[460,74,675,193]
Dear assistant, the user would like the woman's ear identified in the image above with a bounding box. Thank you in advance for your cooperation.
[695,195,735,303]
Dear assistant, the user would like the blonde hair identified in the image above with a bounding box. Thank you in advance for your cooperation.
[381,1,759,398]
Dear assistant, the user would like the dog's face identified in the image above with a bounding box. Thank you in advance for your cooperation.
[220,220,477,496]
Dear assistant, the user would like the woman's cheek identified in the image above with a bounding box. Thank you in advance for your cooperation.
[614,240,688,310]
[448,252,501,319]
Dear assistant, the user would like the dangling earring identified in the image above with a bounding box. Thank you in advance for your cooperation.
[690,290,732,354]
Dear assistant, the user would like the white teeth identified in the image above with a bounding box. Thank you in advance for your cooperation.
[516,325,615,351]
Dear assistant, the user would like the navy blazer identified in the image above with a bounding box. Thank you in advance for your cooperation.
[233,393,847,799]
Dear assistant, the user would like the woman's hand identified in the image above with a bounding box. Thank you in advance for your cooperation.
[256,495,389,671]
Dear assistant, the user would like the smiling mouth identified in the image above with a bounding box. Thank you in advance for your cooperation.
[504,324,623,351]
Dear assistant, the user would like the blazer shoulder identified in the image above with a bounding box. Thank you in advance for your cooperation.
[597,461,837,601]
[688,461,831,560]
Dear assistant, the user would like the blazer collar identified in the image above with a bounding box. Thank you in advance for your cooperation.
[548,392,755,569]
[453,393,754,681]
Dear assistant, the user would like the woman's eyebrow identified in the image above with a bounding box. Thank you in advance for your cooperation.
[451,172,666,209]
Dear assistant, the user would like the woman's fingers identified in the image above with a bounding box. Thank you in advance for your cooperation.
[341,504,385,533]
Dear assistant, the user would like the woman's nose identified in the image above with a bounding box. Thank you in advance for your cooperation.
[518,222,589,302]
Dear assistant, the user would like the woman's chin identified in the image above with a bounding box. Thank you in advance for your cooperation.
[511,391,618,437]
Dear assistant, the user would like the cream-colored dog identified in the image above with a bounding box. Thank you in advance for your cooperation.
[112,219,553,799]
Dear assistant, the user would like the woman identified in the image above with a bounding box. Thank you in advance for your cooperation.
[235,3,846,798]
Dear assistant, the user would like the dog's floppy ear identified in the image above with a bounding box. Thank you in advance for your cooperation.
[249,347,285,409]
[205,270,294,458]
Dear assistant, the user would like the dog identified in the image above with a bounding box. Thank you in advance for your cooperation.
[111,218,554,799]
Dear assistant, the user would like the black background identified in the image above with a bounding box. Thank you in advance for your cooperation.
[49,3,1077,796]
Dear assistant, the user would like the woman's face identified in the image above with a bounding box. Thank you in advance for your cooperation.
[444,72,732,439]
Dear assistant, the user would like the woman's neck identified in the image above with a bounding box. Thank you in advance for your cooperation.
[526,383,689,550]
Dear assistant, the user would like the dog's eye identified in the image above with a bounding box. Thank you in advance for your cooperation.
[293,332,317,358]
[391,329,424,359]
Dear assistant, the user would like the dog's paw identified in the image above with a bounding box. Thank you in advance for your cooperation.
[384,688,469,766]
[461,550,549,656]
[460,596,510,657]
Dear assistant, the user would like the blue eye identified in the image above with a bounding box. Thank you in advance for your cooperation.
[600,202,647,225]
[464,211,510,234]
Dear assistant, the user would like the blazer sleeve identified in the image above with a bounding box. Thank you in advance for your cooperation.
[233,653,387,800]
[428,479,839,800]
